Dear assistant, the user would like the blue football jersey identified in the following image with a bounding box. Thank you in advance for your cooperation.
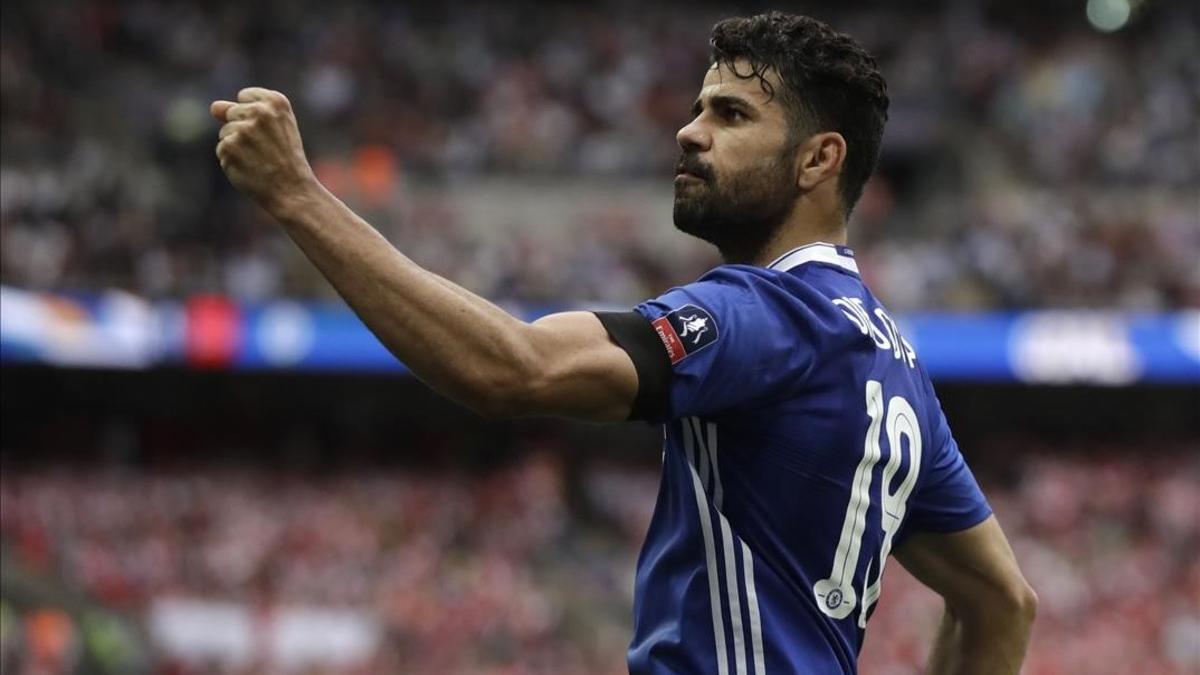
[598,243,992,675]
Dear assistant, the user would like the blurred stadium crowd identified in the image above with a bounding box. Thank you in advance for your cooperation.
[1,2,1197,674]
[2,434,1197,674]
[1,0,1197,310]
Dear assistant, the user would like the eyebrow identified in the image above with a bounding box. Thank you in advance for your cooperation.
[691,94,756,118]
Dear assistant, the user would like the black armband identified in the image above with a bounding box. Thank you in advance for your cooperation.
[594,311,672,421]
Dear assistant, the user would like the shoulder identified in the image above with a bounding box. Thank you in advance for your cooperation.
[654,264,833,310]
[659,265,866,340]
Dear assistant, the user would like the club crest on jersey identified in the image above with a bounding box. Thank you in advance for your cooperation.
[651,304,719,365]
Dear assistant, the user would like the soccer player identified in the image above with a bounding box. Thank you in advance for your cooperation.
[211,11,1036,674]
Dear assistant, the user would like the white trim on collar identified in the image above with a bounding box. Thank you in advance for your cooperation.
[767,242,859,275]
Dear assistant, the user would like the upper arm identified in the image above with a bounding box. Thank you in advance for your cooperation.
[510,268,819,423]
[894,515,1035,617]
[511,311,641,422]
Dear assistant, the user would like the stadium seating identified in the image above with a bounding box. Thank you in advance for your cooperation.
[2,433,1197,674]
[1,1,1195,310]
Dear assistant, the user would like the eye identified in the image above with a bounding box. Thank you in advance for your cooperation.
[724,108,747,122]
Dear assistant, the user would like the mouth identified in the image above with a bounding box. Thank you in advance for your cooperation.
[675,158,709,183]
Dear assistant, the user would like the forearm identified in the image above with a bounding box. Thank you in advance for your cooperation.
[210,89,636,420]
[270,182,538,413]
[925,602,1033,675]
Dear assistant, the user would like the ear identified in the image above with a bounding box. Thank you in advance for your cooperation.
[795,132,847,191]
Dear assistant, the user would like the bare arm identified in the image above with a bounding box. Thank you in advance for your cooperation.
[893,516,1038,675]
[211,88,639,421]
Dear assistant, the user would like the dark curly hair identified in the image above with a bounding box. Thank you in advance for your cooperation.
[710,12,889,217]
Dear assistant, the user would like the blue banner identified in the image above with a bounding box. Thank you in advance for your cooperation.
[2,287,1198,384]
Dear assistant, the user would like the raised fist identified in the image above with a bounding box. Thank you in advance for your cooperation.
[211,88,317,214]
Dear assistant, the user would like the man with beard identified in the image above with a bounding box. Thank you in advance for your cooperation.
[211,11,1036,675]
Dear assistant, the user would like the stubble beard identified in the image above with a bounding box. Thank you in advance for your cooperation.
[672,151,800,265]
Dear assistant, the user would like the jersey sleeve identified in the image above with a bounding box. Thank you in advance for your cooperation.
[597,267,819,423]
[898,384,993,541]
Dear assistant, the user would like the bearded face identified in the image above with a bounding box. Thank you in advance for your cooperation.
[673,141,801,264]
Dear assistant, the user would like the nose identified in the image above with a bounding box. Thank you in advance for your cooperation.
[676,116,711,154]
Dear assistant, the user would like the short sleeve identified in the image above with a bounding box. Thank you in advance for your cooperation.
[624,266,819,422]
[898,393,992,540]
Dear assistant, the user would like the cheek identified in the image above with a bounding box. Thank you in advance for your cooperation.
[709,149,747,184]
[709,153,762,189]
[715,131,781,174]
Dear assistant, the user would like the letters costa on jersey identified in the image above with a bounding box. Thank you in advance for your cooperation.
[651,304,719,364]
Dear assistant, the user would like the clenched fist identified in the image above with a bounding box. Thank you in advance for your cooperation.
[211,88,318,215]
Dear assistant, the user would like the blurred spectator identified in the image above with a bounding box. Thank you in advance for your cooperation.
[0,0,1195,309]
[2,434,1197,674]
[23,608,80,674]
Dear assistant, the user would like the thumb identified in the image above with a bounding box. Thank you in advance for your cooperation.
[210,100,235,123]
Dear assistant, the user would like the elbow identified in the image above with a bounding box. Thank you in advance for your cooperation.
[955,578,1038,631]
[1012,580,1039,625]
[459,365,542,421]
[460,379,524,421]
[988,578,1038,630]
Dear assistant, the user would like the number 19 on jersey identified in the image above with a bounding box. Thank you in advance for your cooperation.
[813,380,922,628]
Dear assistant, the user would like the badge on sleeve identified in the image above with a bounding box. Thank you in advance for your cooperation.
[651,304,719,364]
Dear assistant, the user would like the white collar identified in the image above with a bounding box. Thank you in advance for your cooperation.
[767,242,859,275]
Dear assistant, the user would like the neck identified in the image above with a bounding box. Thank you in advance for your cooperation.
[742,214,847,268]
